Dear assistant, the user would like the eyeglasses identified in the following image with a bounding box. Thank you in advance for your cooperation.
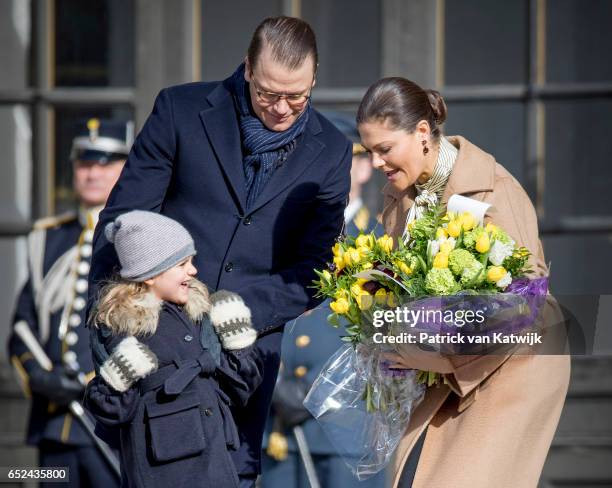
[250,75,313,107]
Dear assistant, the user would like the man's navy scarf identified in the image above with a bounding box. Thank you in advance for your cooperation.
[229,63,311,209]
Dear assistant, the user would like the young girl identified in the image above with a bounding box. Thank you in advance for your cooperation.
[84,210,263,488]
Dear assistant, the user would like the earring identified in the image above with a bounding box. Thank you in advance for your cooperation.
[422,140,429,155]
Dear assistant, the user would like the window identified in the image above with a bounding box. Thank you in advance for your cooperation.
[302,0,381,88]
[55,0,135,87]
[445,0,528,85]
[200,0,282,81]
[440,0,612,293]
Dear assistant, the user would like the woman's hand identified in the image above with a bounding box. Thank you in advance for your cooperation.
[382,345,454,374]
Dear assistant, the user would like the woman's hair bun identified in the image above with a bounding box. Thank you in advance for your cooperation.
[357,77,448,139]
[105,219,121,244]
[425,89,448,125]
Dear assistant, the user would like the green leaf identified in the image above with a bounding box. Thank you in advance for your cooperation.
[417,255,428,274]
[327,313,340,327]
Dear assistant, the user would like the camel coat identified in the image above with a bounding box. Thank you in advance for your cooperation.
[382,136,570,488]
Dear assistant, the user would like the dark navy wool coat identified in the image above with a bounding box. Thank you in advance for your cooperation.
[85,303,263,488]
[88,74,351,475]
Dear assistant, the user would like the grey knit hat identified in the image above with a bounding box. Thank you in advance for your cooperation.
[105,210,196,281]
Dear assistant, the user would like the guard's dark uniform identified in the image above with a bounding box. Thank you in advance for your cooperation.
[261,204,387,488]
[7,118,130,487]
[8,211,118,487]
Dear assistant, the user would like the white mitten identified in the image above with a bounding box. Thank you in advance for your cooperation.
[209,291,257,350]
[99,336,158,392]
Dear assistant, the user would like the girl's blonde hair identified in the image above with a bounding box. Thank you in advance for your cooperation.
[90,278,161,337]
[90,276,210,337]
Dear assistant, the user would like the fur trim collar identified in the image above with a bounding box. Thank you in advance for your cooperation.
[183,279,211,323]
[95,278,210,337]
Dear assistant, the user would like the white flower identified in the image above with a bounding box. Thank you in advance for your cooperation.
[489,239,514,266]
[441,236,456,250]
[427,239,440,258]
[436,236,456,247]
[496,271,512,289]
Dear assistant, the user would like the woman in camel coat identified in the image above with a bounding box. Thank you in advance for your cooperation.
[357,78,570,488]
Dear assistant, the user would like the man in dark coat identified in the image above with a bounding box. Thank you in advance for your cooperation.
[87,16,351,487]
[7,118,131,487]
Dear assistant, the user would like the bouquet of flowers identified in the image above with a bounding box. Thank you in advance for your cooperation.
[303,204,548,479]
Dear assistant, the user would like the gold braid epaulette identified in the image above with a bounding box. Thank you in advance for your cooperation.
[32,212,77,230]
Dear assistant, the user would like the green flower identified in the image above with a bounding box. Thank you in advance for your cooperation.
[492,228,514,246]
[462,227,485,251]
[448,248,478,276]
[425,268,460,295]
[459,260,485,286]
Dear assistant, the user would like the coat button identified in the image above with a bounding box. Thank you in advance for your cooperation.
[224,262,233,272]
[65,331,79,346]
[80,244,92,258]
[294,366,308,378]
[75,279,88,294]
[72,297,86,311]
[203,407,213,416]
[243,216,252,225]
[295,335,311,348]
[69,314,81,327]
[63,350,77,364]
[77,261,90,275]
[184,334,193,342]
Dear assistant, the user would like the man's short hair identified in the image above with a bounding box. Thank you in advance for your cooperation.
[248,16,318,72]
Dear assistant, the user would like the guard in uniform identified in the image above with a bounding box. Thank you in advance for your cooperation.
[261,117,387,487]
[7,119,132,487]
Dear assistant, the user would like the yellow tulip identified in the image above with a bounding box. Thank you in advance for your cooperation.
[485,223,498,234]
[357,246,370,257]
[439,240,454,255]
[333,255,345,271]
[433,252,449,268]
[377,235,394,253]
[343,249,352,267]
[435,227,448,239]
[355,234,372,249]
[350,247,363,264]
[387,293,399,307]
[460,212,476,231]
[374,288,388,305]
[397,261,412,275]
[356,278,368,286]
[334,288,348,300]
[487,266,507,283]
[332,242,343,258]
[350,283,364,298]
[447,220,461,237]
[356,293,373,311]
[361,261,373,270]
[343,247,361,267]
[330,298,350,314]
[475,233,491,253]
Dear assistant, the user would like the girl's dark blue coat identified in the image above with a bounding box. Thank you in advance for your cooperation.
[85,297,263,488]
